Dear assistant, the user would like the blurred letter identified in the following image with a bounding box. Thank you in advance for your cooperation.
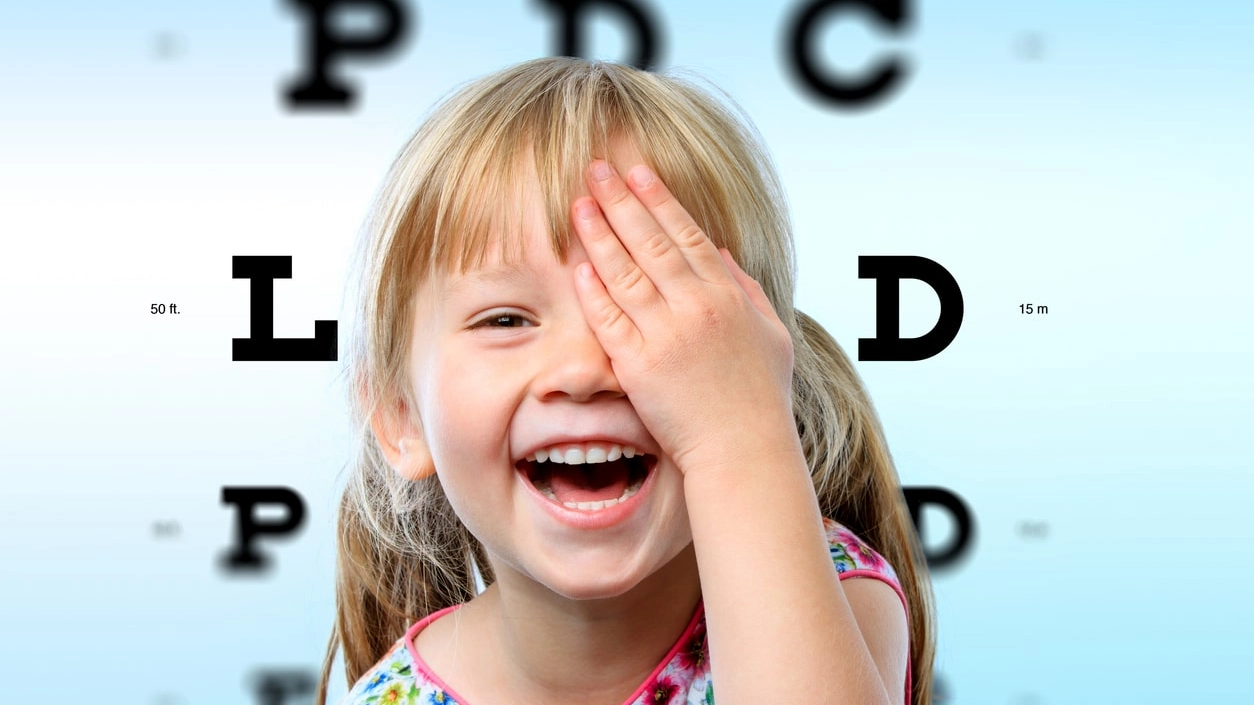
[251,669,315,705]
[283,0,410,109]
[903,486,974,570]
[221,487,307,572]
[784,0,911,108]
[536,0,661,70]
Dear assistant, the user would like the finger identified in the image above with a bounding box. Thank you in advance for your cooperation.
[622,163,729,286]
[584,160,696,301]
[571,195,665,318]
[718,248,779,322]
[573,260,643,356]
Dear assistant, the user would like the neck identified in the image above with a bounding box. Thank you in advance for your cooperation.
[478,543,702,704]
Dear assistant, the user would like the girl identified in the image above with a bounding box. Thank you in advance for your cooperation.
[319,57,936,705]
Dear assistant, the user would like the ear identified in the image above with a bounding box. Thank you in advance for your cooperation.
[367,391,437,481]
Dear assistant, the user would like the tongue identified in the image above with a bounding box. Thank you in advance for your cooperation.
[547,459,631,504]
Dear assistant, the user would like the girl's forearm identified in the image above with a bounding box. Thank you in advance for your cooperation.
[681,433,892,705]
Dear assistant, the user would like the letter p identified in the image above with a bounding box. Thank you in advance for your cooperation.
[220,486,307,573]
[283,0,410,109]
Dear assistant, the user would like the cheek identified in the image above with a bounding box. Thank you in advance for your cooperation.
[421,350,517,470]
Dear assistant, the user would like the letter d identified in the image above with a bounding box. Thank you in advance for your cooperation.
[859,255,962,361]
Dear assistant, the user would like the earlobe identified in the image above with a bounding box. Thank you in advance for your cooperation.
[395,436,437,480]
[369,401,437,480]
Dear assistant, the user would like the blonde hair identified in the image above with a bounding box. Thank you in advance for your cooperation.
[319,56,937,705]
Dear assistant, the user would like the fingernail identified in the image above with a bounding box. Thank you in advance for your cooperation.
[629,166,654,188]
[591,160,614,182]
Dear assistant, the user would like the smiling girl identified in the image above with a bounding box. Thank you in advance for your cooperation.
[318,57,936,705]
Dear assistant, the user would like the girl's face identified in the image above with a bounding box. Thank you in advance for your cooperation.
[405,148,694,601]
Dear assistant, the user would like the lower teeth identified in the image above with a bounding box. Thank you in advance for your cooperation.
[536,476,644,511]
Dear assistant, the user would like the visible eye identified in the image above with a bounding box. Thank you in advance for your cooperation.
[472,312,534,329]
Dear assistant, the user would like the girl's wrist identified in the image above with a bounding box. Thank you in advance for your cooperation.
[676,420,808,487]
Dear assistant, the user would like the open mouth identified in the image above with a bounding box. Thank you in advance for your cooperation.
[516,450,657,511]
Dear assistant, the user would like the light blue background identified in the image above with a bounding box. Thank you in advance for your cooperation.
[1,1,1250,702]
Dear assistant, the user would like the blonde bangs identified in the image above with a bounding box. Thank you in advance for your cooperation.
[391,58,785,290]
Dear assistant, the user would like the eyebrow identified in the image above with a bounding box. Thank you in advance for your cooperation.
[438,265,536,301]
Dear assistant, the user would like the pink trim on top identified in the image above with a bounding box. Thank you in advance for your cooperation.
[403,601,707,705]
[402,572,910,704]
[838,569,913,704]
[618,601,706,705]
[404,604,473,703]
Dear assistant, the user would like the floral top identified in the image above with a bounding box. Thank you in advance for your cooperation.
[341,517,911,705]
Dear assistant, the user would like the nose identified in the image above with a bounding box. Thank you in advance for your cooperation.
[534,313,625,403]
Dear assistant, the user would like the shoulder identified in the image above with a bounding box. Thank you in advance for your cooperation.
[340,637,423,704]
[823,517,911,704]
[821,516,909,637]
[823,516,901,586]
[339,632,459,705]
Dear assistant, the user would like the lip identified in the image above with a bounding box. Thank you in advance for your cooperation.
[515,454,660,530]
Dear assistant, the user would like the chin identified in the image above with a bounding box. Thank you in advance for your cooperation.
[535,555,653,601]
[533,535,693,602]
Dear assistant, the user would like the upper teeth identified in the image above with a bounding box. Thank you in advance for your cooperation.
[525,443,638,465]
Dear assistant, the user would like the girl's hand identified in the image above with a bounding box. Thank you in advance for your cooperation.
[571,160,799,477]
